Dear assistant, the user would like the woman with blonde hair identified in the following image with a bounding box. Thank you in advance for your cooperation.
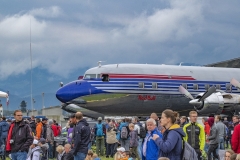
[224,149,235,160]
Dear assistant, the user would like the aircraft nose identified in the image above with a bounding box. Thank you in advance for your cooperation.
[56,86,72,103]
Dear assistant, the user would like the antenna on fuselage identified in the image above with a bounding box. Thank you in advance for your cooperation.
[97,61,105,68]
[179,62,184,66]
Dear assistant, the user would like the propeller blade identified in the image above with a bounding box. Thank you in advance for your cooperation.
[231,78,240,89]
[179,86,194,100]
[198,86,216,102]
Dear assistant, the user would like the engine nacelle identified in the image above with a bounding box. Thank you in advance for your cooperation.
[190,92,224,115]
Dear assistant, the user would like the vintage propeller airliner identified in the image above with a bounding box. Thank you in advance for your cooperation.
[56,63,240,117]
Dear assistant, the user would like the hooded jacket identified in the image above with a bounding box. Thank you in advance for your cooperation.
[46,124,54,143]
[142,127,162,160]
[154,124,185,160]
[9,120,34,153]
[207,124,219,145]
[231,124,240,153]
[72,119,90,155]
[26,146,42,160]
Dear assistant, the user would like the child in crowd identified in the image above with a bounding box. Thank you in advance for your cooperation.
[119,151,132,160]
[27,139,42,160]
[38,138,49,160]
[85,150,94,160]
[158,158,170,160]
[56,145,65,160]
[114,147,125,160]
[92,153,101,160]
[129,123,140,160]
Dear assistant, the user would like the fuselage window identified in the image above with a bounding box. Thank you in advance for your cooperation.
[193,84,198,90]
[84,74,96,79]
[216,84,221,90]
[205,84,209,90]
[102,74,109,82]
[139,82,144,88]
[152,82,158,89]
[226,83,232,92]
[97,74,101,78]
[182,84,187,89]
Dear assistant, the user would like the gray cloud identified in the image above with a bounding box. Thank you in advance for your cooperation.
[0,0,239,79]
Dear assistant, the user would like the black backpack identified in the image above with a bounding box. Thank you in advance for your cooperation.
[139,125,146,138]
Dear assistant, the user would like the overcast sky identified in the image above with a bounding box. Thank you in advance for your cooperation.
[0,0,239,79]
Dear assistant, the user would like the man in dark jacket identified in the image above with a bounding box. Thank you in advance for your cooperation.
[72,112,90,160]
[6,110,34,160]
[29,116,36,135]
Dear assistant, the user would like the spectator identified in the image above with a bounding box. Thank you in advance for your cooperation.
[223,117,230,149]
[114,147,125,160]
[62,144,74,160]
[215,115,226,150]
[183,111,205,159]
[142,118,162,160]
[129,123,140,160]
[106,122,118,158]
[150,113,159,128]
[56,123,62,136]
[119,118,130,151]
[72,112,91,160]
[132,116,143,160]
[230,153,237,160]
[0,117,9,148]
[231,122,240,153]
[89,127,95,150]
[26,139,42,160]
[158,158,170,160]
[29,116,36,136]
[56,145,64,160]
[95,117,105,156]
[36,118,43,140]
[153,109,185,160]
[6,110,34,160]
[207,117,220,160]
[228,115,239,143]
[67,123,74,144]
[224,149,235,160]
[236,154,240,160]
[85,150,93,160]
[69,113,77,146]
[180,116,188,127]
[41,118,48,139]
[51,120,58,137]
[47,121,54,159]
[202,117,210,153]
[39,138,49,160]
[119,151,131,160]
[92,153,101,160]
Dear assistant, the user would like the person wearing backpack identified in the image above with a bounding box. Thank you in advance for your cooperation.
[119,118,130,151]
[132,117,145,160]
[0,117,10,147]
[94,117,106,156]
[152,109,185,160]
[27,139,42,160]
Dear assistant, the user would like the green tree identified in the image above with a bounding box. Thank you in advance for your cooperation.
[20,100,27,112]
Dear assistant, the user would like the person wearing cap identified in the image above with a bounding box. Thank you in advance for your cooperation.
[26,139,42,160]
[6,110,34,160]
[94,117,106,156]
[114,147,125,160]
[39,138,49,159]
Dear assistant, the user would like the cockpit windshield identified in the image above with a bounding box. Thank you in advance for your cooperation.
[84,74,96,79]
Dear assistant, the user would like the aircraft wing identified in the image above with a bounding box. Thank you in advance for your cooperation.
[205,57,240,68]
[0,91,8,98]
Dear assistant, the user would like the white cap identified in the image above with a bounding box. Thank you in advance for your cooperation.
[33,139,39,145]
[117,147,125,152]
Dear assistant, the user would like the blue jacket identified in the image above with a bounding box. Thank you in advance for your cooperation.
[142,127,162,160]
[154,124,185,160]
[0,120,9,139]
[72,119,91,155]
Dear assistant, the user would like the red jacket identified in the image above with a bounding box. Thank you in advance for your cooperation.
[231,124,240,153]
[52,124,58,137]
[204,122,210,136]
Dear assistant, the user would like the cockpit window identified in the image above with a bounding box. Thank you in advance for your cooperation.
[102,74,109,82]
[84,74,96,79]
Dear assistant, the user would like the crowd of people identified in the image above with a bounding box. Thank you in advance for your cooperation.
[1,109,240,160]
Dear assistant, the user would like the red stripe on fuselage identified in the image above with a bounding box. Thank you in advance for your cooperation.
[103,74,195,80]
